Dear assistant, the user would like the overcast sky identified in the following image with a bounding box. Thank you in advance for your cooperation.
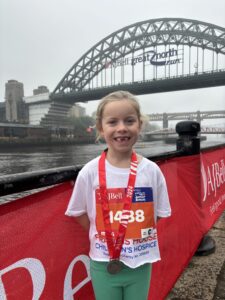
[0,0,224,120]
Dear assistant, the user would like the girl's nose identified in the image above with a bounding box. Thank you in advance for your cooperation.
[117,121,127,131]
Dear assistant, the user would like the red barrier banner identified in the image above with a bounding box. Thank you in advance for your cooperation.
[149,147,225,299]
[0,147,225,300]
[201,147,225,229]
[0,182,95,300]
[149,155,204,299]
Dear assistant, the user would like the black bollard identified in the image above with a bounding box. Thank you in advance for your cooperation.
[176,120,200,155]
[176,121,216,256]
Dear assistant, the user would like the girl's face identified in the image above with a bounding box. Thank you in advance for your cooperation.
[99,99,142,156]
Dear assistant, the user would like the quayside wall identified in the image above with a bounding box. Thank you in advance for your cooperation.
[0,142,225,300]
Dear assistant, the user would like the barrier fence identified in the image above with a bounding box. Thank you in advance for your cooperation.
[0,146,225,300]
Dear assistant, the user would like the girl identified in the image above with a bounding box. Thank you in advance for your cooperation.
[66,91,171,300]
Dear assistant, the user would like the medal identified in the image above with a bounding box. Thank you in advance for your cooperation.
[98,149,138,270]
[107,260,123,274]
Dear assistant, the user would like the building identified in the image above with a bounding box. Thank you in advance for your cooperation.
[0,102,6,122]
[24,89,86,127]
[5,80,28,123]
[24,92,52,125]
[3,81,86,127]
[68,104,85,118]
[33,85,49,95]
[0,122,50,139]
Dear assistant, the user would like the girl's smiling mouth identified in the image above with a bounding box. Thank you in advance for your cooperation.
[114,136,130,142]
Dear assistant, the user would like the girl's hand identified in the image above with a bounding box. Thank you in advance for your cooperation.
[75,214,90,231]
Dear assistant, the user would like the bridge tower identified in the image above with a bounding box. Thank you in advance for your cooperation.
[196,110,201,124]
[163,113,168,129]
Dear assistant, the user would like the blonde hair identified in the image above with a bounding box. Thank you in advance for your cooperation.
[95,90,142,140]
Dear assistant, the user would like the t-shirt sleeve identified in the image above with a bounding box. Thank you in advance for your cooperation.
[65,172,87,217]
[156,169,171,218]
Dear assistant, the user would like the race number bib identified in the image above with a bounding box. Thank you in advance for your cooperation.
[95,187,155,239]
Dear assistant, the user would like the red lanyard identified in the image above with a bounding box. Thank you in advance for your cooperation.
[98,150,138,260]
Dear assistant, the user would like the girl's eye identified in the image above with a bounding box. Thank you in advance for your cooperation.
[126,118,135,124]
[108,120,117,125]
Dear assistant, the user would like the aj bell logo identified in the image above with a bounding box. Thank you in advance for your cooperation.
[201,159,225,201]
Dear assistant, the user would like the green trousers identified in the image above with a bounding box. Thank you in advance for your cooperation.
[90,260,152,300]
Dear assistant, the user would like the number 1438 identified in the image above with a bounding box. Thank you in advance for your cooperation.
[109,209,145,223]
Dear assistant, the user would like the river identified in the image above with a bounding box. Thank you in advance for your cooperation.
[0,137,224,176]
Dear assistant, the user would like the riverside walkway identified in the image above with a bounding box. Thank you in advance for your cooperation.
[167,210,225,300]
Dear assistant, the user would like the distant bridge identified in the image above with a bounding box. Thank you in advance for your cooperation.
[144,127,225,136]
[148,110,225,128]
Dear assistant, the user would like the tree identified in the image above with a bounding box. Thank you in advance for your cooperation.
[68,116,96,136]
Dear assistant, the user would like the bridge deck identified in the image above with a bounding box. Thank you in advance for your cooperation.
[51,70,225,104]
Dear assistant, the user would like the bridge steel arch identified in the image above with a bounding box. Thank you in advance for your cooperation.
[52,18,225,99]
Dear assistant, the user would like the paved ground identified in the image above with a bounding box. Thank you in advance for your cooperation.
[167,211,225,300]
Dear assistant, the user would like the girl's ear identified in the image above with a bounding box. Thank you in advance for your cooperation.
[97,124,104,138]
[100,128,105,138]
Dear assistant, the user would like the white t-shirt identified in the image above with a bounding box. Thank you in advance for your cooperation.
[65,156,171,268]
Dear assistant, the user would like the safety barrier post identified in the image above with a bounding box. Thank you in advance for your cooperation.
[176,120,200,155]
[175,120,216,255]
